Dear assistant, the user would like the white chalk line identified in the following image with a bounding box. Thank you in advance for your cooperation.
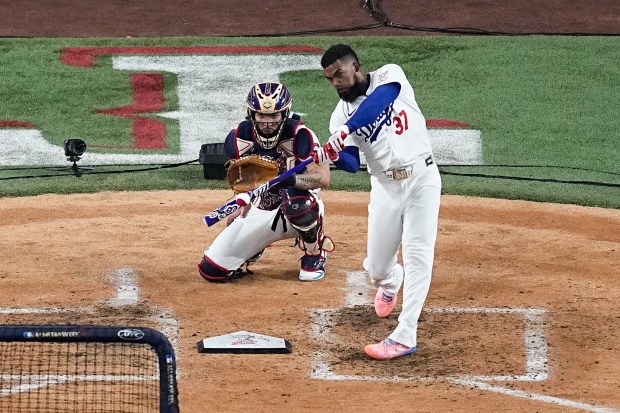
[448,378,619,413]
[0,373,159,396]
[107,267,180,352]
[0,266,182,396]
[309,270,619,413]
[0,308,72,314]
[108,267,140,306]
[344,270,372,306]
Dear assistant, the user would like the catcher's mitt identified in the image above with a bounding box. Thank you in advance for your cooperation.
[226,155,279,194]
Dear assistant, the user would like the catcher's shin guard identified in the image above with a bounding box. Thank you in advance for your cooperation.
[281,188,335,281]
[198,255,243,283]
[281,188,320,244]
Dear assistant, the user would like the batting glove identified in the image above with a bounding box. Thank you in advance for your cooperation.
[327,125,349,153]
[314,125,349,165]
[313,143,340,165]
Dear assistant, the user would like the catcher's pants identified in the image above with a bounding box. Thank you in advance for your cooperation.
[363,159,442,348]
[204,197,325,272]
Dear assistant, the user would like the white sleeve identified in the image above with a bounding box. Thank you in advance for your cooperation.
[329,106,358,148]
[328,101,348,134]
[373,64,408,88]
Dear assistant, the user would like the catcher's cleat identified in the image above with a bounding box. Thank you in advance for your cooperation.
[241,248,265,275]
[374,288,398,317]
[299,251,326,281]
[245,248,265,264]
[364,338,416,360]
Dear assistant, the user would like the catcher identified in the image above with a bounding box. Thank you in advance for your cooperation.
[198,82,332,282]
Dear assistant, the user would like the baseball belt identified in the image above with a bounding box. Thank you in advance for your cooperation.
[383,155,434,181]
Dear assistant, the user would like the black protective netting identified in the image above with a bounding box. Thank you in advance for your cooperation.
[0,341,160,413]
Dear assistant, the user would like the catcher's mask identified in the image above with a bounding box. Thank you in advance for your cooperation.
[246,82,291,149]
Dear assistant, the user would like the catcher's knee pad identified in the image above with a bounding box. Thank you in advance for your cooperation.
[198,256,233,283]
[281,188,320,243]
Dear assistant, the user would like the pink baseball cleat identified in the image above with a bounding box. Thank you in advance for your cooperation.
[364,338,416,360]
[374,288,398,317]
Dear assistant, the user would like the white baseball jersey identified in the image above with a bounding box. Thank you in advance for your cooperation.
[328,62,442,349]
[329,64,433,174]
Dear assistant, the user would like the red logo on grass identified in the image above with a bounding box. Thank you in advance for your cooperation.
[59,45,324,151]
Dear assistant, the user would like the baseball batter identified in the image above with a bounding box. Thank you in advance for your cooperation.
[198,82,332,283]
[315,44,442,360]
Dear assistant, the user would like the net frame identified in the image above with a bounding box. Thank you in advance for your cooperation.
[0,325,179,413]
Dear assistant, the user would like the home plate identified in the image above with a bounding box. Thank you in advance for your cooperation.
[196,330,292,354]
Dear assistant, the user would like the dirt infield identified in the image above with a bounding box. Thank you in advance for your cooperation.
[1,190,618,412]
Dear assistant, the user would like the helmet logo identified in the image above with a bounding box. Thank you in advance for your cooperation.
[246,82,292,149]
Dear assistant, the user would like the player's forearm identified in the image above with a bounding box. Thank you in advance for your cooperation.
[278,172,323,190]
[333,146,361,173]
[279,162,329,190]
[294,171,326,190]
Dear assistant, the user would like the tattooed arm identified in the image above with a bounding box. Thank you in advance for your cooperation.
[295,160,330,190]
[279,160,330,191]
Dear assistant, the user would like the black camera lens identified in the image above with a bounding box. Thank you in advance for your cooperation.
[64,139,87,157]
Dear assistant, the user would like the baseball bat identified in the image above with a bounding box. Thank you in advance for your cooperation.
[202,157,314,227]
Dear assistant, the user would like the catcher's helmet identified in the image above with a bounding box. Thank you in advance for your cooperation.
[246,82,292,149]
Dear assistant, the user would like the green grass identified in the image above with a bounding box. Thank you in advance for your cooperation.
[0,36,618,207]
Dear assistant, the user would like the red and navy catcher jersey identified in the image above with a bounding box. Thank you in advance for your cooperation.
[223,117,318,210]
[224,117,316,171]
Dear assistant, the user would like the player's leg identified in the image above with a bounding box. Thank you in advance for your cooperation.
[280,188,332,281]
[198,207,291,282]
[390,166,442,348]
[363,177,405,295]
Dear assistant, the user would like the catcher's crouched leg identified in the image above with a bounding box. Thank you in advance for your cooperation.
[281,188,334,282]
[198,255,242,283]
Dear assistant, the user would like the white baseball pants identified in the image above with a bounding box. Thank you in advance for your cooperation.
[363,157,442,348]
